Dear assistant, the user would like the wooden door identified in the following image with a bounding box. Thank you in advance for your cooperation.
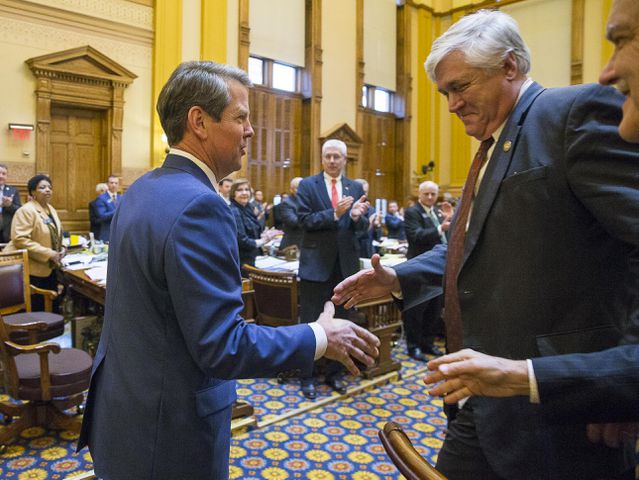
[360,109,397,202]
[50,106,105,232]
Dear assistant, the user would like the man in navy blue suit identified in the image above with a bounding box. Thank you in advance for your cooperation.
[421,0,639,436]
[296,139,369,399]
[77,62,380,480]
[0,163,21,243]
[333,9,639,480]
[93,175,121,242]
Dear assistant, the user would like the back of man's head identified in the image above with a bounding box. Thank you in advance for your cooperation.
[157,61,252,146]
[425,9,531,82]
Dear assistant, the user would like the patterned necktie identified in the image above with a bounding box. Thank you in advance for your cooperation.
[428,209,447,245]
[443,137,494,352]
[331,179,338,209]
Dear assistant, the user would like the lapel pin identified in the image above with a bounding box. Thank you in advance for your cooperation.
[503,140,512,152]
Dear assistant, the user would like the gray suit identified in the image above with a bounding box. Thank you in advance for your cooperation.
[394,83,639,479]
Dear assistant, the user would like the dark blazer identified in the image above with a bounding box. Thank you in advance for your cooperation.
[279,194,303,249]
[0,184,21,243]
[88,199,100,238]
[230,199,263,269]
[403,204,445,259]
[384,213,405,240]
[78,154,315,480]
[533,345,639,423]
[394,83,639,479]
[93,191,121,242]
[296,172,368,282]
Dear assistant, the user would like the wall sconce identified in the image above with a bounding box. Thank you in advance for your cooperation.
[8,123,34,141]
[8,123,34,131]
[375,168,385,176]
[282,158,291,168]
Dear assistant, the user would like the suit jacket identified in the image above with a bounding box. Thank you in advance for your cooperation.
[296,172,368,282]
[532,345,639,423]
[384,213,405,240]
[279,194,303,249]
[88,199,100,238]
[94,191,121,242]
[394,83,639,479]
[0,184,21,243]
[77,154,315,480]
[403,203,445,259]
[4,200,62,277]
[230,199,262,269]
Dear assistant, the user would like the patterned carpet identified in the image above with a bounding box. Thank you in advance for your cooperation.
[0,341,448,479]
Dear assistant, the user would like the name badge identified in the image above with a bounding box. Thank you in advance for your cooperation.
[42,217,52,225]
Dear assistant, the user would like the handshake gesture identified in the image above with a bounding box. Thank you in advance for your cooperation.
[316,302,380,376]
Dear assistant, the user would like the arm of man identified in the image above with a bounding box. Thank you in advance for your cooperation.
[4,186,21,214]
[231,207,259,250]
[166,193,379,379]
[94,195,116,224]
[296,180,340,232]
[279,200,300,230]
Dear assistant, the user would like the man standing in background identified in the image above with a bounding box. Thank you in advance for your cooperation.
[296,139,369,399]
[0,163,22,243]
[218,177,233,205]
[94,175,121,242]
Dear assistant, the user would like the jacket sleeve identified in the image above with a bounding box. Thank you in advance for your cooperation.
[95,195,115,224]
[280,200,300,230]
[4,187,21,214]
[231,206,258,251]
[296,180,338,232]
[165,192,316,379]
[393,243,446,312]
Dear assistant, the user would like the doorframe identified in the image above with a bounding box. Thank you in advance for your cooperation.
[26,45,136,178]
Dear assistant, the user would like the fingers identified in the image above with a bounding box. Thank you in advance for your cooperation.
[322,301,335,318]
[370,254,382,270]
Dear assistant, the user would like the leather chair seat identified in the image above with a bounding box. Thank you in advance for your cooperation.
[16,348,92,400]
[4,312,65,343]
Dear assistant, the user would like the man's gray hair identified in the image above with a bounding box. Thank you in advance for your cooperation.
[424,9,531,82]
[157,61,252,145]
[322,139,347,157]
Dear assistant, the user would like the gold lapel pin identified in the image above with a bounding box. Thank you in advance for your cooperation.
[503,140,512,152]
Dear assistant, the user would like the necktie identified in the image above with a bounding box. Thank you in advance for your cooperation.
[443,137,494,352]
[428,209,447,245]
[331,179,338,209]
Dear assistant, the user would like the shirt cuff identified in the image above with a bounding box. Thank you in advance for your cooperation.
[309,322,328,360]
[255,239,265,248]
[527,359,540,404]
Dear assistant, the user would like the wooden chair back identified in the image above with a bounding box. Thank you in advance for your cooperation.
[0,250,31,314]
[379,421,448,480]
[243,265,299,327]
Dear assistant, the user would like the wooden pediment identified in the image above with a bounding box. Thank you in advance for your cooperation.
[26,45,136,86]
[320,123,363,145]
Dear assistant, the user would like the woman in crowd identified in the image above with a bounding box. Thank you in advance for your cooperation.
[5,174,64,310]
[229,178,281,273]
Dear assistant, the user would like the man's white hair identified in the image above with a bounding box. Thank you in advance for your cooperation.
[322,139,347,157]
[424,9,531,82]
[419,180,439,192]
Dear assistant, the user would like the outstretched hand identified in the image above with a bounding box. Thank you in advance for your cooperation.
[316,302,380,376]
[331,254,400,309]
[423,349,530,404]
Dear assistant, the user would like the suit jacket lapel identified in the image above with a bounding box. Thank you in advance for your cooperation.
[462,82,545,264]
[315,172,333,210]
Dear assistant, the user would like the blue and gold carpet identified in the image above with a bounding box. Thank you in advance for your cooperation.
[1,344,445,479]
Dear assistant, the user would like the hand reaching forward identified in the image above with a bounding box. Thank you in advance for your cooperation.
[332,254,400,309]
[424,349,530,404]
[316,302,380,376]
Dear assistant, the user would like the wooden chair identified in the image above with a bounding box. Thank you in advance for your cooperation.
[243,265,299,327]
[379,421,448,480]
[0,313,92,448]
[0,250,64,344]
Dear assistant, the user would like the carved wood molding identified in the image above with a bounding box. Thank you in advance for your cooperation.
[26,45,136,178]
[571,0,585,85]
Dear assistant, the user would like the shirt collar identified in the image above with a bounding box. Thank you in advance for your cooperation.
[323,171,342,183]
[491,78,534,143]
[169,147,219,193]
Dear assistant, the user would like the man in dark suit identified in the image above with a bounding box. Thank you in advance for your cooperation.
[297,139,369,399]
[422,0,639,431]
[333,9,639,480]
[279,177,303,249]
[384,200,405,240]
[77,62,380,480]
[402,180,451,360]
[0,163,22,243]
[93,175,122,242]
[88,183,107,239]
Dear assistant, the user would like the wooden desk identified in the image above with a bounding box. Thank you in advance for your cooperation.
[60,267,256,424]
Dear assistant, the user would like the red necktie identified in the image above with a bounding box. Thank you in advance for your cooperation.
[443,137,494,352]
[331,179,338,209]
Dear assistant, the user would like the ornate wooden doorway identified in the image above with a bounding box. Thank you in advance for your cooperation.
[50,106,106,231]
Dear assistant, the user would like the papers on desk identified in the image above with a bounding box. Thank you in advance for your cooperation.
[255,256,299,273]
[360,254,406,270]
[84,263,108,285]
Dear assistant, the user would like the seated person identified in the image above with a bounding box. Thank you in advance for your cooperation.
[229,179,281,273]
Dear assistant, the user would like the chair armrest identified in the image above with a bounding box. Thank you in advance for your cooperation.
[3,320,49,333]
[6,340,61,356]
[30,285,59,312]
